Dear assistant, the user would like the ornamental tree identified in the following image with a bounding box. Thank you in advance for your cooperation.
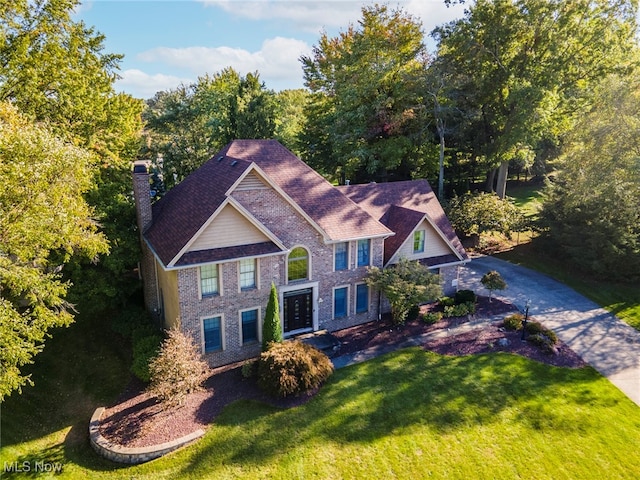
[366,258,442,325]
[481,270,507,302]
[148,327,211,409]
[262,282,283,351]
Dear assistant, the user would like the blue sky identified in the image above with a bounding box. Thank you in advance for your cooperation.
[73,1,467,99]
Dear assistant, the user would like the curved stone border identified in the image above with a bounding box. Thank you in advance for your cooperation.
[89,407,205,464]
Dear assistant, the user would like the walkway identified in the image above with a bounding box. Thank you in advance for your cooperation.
[333,256,640,407]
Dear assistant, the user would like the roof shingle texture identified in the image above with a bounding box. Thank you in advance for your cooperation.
[338,180,468,265]
[145,140,391,266]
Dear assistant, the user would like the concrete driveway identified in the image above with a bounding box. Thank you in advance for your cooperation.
[459,255,640,406]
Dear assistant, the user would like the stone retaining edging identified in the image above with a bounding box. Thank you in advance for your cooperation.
[89,407,205,464]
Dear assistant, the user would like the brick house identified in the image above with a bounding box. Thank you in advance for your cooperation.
[133,139,468,367]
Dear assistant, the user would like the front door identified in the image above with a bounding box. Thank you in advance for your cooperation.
[283,288,313,333]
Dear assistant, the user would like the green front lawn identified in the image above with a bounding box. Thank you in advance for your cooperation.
[3,346,640,479]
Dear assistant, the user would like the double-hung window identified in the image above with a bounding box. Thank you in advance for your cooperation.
[413,230,425,253]
[203,316,222,353]
[334,242,348,271]
[357,239,370,267]
[241,309,259,344]
[239,258,256,290]
[334,286,348,318]
[355,284,369,313]
[200,264,219,297]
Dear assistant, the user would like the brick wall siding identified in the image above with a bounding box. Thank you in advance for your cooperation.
[174,186,385,368]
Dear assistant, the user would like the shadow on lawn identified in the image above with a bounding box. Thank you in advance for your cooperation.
[176,348,607,476]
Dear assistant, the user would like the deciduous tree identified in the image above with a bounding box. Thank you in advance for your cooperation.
[366,258,442,325]
[433,0,637,197]
[301,4,432,183]
[0,103,109,399]
[480,271,507,302]
[143,68,277,189]
[0,0,145,310]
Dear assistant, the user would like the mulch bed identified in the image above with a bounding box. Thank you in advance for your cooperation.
[99,296,586,448]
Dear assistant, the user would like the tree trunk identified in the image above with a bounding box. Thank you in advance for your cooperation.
[437,122,445,201]
[485,168,497,192]
[496,160,509,199]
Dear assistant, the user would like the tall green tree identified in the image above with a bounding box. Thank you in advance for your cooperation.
[274,89,309,156]
[300,4,432,183]
[0,0,145,310]
[433,0,638,197]
[143,68,277,189]
[540,74,640,281]
[262,283,282,351]
[0,103,109,400]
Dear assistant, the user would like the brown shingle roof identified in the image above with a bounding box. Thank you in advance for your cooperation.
[338,180,468,265]
[175,242,283,267]
[145,140,391,267]
[224,140,392,241]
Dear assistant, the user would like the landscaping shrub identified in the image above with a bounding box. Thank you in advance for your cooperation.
[257,341,334,398]
[454,289,477,305]
[421,311,443,324]
[443,302,476,318]
[131,334,163,382]
[407,304,420,321]
[526,333,557,354]
[503,314,524,331]
[525,321,558,344]
[148,328,211,408]
[241,359,258,379]
[438,296,455,307]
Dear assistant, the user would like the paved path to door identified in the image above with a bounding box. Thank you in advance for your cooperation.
[459,256,640,406]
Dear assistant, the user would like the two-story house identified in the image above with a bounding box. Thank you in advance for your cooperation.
[133,139,468,367]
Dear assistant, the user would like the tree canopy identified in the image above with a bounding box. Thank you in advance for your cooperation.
[0,103,109,400]
[1,0,145,311]
[432,0,638,197]
[300,4,433,183]
[143,68,278,190]
[539,74,640,280]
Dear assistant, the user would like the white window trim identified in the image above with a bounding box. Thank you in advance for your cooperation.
[354,282,370,314]
[199,263,222,299]
[200,314,225,354]
[357,239,372,268]
[238,258,259,292]
[286,245,311,284]
[238,307,262,346]
[333,242,350,272]
[332,284,350,319]
[413,230,426,254]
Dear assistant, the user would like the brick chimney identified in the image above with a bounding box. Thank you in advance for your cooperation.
[132,162,152,233]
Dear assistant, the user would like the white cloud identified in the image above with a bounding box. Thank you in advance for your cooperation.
[115,70,193,99]
[200,0,467,36]
[200,0,365,32]
[136,37,312,89]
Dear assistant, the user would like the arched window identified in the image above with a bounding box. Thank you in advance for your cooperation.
[288,247,309,282]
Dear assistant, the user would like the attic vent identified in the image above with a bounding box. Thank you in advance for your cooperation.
[230,160,238,166]
[217,155,225,162]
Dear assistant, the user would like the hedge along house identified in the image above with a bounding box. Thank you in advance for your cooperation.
[133,140,469,367]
